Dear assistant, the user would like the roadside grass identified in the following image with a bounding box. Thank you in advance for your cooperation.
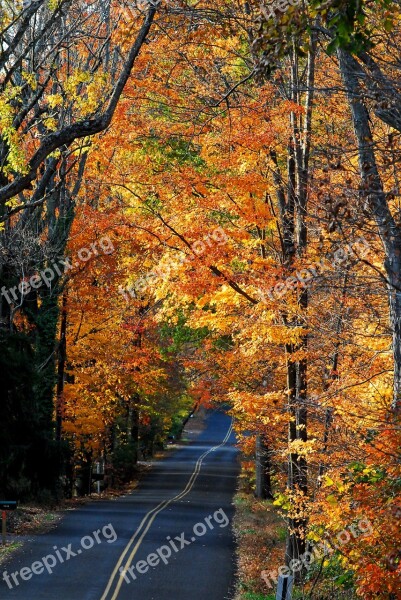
[242,593,274,600]
[0,541,23,564]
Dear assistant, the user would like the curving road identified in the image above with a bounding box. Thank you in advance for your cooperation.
[1,408,239,600]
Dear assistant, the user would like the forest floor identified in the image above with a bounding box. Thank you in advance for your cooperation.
[233,470,286,600]
[0,506,62,564]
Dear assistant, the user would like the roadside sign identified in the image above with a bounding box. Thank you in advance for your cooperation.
[0,501,17,511]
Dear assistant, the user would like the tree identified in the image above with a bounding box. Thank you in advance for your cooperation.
[0,0,158,497]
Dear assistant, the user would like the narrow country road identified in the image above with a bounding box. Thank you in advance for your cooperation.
[1,409,239,600]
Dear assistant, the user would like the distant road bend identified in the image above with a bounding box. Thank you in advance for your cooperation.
[2,408,239,600]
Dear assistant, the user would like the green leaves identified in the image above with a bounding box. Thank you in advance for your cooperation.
[254,0,395,76]
[320,0,374,55]
[348,461,387,484]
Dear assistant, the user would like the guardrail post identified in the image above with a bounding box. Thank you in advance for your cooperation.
[276,574,293,600]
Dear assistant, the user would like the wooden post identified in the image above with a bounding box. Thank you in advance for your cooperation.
[0,502,17,544]
[276,574,293,600]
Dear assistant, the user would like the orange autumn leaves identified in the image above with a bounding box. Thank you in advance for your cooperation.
[54,3,401,597]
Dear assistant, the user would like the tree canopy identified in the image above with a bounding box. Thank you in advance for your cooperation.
[1,0,401,597]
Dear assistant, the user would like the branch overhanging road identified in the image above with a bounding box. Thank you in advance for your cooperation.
[1,409,239,600]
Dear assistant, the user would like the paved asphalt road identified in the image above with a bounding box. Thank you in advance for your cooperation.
[1,409,239,600]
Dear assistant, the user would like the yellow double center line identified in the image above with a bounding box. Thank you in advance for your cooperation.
[100,420,233,600]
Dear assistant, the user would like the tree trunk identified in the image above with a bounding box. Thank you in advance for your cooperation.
[338,48,401,415]
[56,292,68,442]
[283,36,316,577]
[255,434,274,499]
[390,291,401,413]
[127,402,139,465]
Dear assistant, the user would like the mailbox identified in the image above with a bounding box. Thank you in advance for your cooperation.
[0,501,17,510]
[91,473,105,481]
